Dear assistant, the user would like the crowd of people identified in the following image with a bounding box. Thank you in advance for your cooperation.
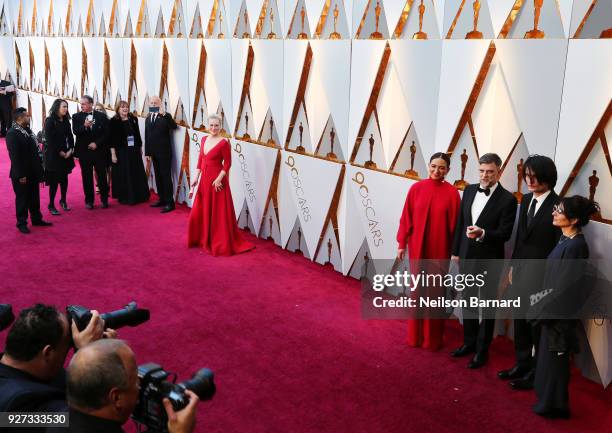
[397,152,600,419]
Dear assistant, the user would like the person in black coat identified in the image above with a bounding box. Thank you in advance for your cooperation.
[5,108,52,233]
[530,195,599,419]
[44,99,75,215]
[109,101,150,205]
[0,78,16,137]
[450,153,518,368]
[72,95,109,209]
[497,155,561,389]
[145,96,177,213]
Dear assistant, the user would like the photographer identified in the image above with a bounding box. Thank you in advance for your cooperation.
[66,339,199,433]
[0,304,110,412]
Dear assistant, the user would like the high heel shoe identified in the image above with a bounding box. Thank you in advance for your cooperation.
[48,205,60,216]
[59,200,71,211]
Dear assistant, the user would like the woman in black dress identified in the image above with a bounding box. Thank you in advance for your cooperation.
[109,100,150,204]
[532,195,600,419]
[44,99,75,215]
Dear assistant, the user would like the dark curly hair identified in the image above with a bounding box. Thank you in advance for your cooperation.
[48,98,71,120]
[4,304,66,361]
[558,195,601,228]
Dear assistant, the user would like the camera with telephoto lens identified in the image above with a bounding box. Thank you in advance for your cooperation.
[66,301,150,332]
[132,363,216,433]
[0,304,14,331]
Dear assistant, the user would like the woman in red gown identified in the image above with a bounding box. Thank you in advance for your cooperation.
[188,114,254,256]
[396,152,461,350]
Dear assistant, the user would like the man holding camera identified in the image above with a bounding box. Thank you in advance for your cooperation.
[72,95,110,209]
[65,339,199,433]
[0,304,109,413]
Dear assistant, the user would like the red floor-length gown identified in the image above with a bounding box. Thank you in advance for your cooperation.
[188,137,254,256]
[397,178,460,350]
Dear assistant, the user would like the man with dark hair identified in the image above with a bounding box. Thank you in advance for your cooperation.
[450,153,518,368]
[0,76,16,136]
[498,155,561,390]
[0,304,107,412]
[66,340,199,433]
[6,108,52,233]
[72,95,110,209]
[145,96,178,213]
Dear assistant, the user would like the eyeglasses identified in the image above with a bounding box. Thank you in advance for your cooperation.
[552,205,564,214]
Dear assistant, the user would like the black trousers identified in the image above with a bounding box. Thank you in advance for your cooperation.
[80,158,108,204]
[152,156,174,206]
[0,107,11,136]
[513,319,541,370]
[463,318,496,354]
[11,179,43,227]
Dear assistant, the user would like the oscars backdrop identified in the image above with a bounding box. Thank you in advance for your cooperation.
[0,0,610,386]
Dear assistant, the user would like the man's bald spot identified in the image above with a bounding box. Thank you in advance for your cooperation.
[67,339,134,410]
[150,96,161,105]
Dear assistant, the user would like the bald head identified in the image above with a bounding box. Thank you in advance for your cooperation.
[149,96,161,107]
[67,339,135,412]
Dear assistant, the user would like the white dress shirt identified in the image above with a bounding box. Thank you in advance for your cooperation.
[527,189,552,216]
[471,182,499,224]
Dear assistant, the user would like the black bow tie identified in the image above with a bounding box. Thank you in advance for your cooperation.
[477,187,490,196]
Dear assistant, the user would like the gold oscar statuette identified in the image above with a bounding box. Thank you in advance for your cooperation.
[244,208,251,233]
[600,27,612,38]
[413,0,428,40]
[370,0,384,40]
[220,109,226,134]
[267,7,276,39]
[298,6,308,39]
[267,117,276,145]
[466,0,483,39]
[268,216,274,240]
[242,112,251,140]
[514,158,524,202]
[364,134,377,168]
[525,0,545,39]
[297,122,306,153]
[405,141,419,179]
[218,13,224,39]
[327,127,338,160]
[330,4,341,40]
[200,106,206,129]
[327,239,333,265]
[453,149,469,189]
[362,252,370,279]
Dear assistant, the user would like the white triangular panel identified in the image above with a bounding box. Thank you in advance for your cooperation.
[163,39,190,127]
[448,127,480,187]
[391,40,441,159]
[250,40,284,144]
[496,40,567,156]
[488,0,517,36]
[346,165,411,268]
[282,40,309,143]
[383,0,408,37]
[348,40,386,158]
[315,220,342,272]
[203,39,233,129]
[583,320,612,387]
[435,40,490,152]
[338,174,365,275]
[280,152,342,258]
[278,150,299,247]
[230,140,278,234]
[557,0,573,38]
[231,39,250,129]
[499,135,530,199]
[304,0,326,34]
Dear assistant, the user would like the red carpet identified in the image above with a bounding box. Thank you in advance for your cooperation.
[0,138,610,433]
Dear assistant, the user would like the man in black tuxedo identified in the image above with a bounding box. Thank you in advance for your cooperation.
[72,95,109,209]
[450,153,517,368]
[0,78,16,137]
[497,155,561,389]
[145,96,177,213]
[5,108,52,233]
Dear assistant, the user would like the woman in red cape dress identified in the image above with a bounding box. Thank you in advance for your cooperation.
[188,114,254,256]
[396,152,460,350]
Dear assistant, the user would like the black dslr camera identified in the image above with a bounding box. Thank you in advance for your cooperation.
[0,304,14,331]
[132,363,216,433]
[66,301,150,332]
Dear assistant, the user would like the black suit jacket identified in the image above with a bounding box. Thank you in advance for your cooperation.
[0,79,15,110]
[0,362,66,412]
[452,183,518,260]
[6,126,44,181]
[43,116,75,172]
[109,115,142,149]
[71,110,108,161]
[144,113,177,159]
